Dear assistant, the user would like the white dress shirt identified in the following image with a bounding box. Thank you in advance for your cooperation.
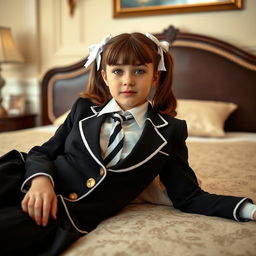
[98,98,148,161]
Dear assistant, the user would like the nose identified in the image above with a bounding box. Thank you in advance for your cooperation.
[123,72,135,86]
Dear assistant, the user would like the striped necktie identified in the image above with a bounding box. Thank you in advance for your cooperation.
[104,112,133,167]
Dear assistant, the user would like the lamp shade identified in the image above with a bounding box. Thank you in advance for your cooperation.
[0,27,24,63]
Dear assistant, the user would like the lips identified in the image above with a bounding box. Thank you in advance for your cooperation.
[121,90,136,95]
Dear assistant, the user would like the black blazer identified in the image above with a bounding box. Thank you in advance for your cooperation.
[23,98,246,233]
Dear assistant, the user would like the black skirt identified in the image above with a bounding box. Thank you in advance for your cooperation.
[0,150,83,256]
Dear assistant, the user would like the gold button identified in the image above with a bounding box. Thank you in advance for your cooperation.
[100,168,105,176]
[86,178,96,188]
[69,192,78,200]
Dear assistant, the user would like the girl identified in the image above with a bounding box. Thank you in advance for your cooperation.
[1,32,255,256]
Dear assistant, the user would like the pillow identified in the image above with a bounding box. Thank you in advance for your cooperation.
[176,99,237,137]
[53,110,70,126]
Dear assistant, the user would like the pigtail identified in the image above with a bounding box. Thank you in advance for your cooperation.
[152,52,177,117]
[80,62,111,105]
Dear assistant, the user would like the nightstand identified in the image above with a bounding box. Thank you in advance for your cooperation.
[0,113,37,132]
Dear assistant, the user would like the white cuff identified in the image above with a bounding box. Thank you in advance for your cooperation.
[239,202,256,220]
[233,198,248,221]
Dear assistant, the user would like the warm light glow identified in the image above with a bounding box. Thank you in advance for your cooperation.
[0,27,24,63]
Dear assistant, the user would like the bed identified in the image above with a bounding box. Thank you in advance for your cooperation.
[1,26,256,256]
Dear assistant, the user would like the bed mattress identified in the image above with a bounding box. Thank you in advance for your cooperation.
[0,128,255,256]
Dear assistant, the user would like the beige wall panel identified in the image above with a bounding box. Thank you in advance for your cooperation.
[54,0,85,56]
[38,0,256,75]
[39,0,87,73]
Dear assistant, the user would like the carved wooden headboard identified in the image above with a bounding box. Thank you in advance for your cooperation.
[41,26,256,132]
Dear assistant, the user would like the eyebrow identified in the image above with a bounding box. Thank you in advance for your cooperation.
[111,63,148,67]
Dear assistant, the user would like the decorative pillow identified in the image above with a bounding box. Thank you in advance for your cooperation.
[176,99,237,137]
[53,110,70,126]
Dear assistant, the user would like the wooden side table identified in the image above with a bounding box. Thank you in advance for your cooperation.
[0,113,37,132]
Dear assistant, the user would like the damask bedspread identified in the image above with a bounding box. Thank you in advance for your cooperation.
[1,129,255,256]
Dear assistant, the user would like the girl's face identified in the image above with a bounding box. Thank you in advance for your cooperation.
[101,63,159,110]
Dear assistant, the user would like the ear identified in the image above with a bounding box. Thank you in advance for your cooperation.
[152,71,160,87]
[101,69,109,87]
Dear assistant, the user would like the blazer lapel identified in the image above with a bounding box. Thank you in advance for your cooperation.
[79,105,106,166]
[109,105,169,172]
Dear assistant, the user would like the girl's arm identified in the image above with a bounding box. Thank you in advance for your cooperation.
[21,99,81,191]
[21,99,82,224]
[160,120,253,221]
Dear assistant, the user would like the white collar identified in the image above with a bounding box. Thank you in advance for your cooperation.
[98,98,148,128]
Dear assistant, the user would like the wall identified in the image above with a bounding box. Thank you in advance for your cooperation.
[0,0,255,124]
[39,0,256,74]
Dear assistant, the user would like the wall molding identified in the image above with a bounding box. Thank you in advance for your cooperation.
[53,0,86,58]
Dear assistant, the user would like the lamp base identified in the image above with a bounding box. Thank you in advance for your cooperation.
[0,104,7,117]
[0,66,7,117]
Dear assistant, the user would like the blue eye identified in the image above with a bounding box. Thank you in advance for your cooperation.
[135,69,145,75]
[113,69,123,75]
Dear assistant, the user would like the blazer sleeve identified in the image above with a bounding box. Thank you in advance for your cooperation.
[159,120,250,221]
[22,99,80,189]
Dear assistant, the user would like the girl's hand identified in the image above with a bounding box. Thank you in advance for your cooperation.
[253,211,256,221]
[21,175,57,226]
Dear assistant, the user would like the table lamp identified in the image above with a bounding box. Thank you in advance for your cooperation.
[0,26,24,117]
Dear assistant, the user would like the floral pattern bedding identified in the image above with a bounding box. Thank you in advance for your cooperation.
[1,130,255,256]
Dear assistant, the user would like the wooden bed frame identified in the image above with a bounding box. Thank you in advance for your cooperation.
[41,25,256,132]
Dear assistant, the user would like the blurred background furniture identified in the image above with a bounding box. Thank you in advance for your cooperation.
[0,26,24,117]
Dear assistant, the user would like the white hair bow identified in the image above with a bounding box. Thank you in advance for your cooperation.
[84,34,112,70]
[84,33,169,71]
[145,33,169,71]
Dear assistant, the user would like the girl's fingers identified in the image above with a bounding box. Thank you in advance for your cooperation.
[34,196,43,226]
[27,196,36,221]
[51,196,58,220]
[22,194,50,226]
[42,194,58,226]
[42,195,51,227]
[21,195,29,213]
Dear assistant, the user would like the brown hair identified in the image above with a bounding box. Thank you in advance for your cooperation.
[80,32,177,116]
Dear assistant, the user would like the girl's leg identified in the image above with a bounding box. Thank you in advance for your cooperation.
[0,150,27,207]
[0,205,58,255]
[0,204,83,256]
